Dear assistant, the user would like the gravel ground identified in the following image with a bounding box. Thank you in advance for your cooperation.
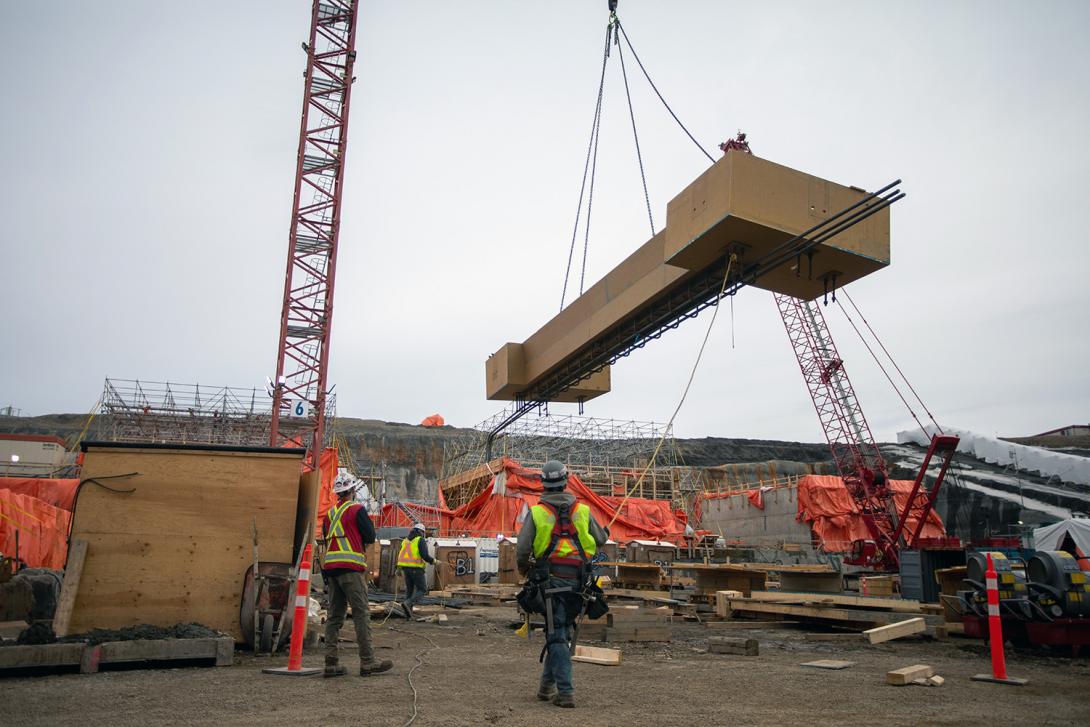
[5,607,1090,727]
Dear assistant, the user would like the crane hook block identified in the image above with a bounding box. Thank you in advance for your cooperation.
[608,0,618,12]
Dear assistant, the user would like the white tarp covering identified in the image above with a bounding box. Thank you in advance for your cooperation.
[897,425,1090,486]
[1033,519,1090,554]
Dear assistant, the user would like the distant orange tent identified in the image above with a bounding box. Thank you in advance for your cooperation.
[420,414,445,427]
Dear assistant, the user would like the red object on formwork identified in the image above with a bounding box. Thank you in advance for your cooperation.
[379,458,688,542]
[795,475,946,553]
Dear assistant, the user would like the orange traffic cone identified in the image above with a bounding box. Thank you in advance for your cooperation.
[264,543,321,676]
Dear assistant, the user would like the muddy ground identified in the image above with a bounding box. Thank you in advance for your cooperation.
[5,606,1090,727]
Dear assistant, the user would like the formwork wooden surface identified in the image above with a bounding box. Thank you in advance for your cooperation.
[68,444,305,641]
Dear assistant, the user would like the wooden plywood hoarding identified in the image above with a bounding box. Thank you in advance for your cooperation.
[68,442,306,641]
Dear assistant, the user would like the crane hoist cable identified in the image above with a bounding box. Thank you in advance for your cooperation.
[560,6,719,311]
[840,289,944,433]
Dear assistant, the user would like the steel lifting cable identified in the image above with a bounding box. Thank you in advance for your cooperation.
[841,289,943,433]
[835,299,930,438]
[615,19,716,164]
[606,253,737,531]
[560,24,612,312]
[615,29,655,237]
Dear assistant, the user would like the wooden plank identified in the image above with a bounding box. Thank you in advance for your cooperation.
[779,572,842,593]
[98,637,223,664]
[887,664,934,686]
[745,590,924,613]
[572,645,621,666]
[714,590,744,619]
[803,632,865,642]
[0,643,84,670]
[708,636,758,656]
[53,539,88,638]
[707,620,784,630]
[864,617,926,644]
[801,659,855,670]
[69,446,303,641]
[727,599,944,628]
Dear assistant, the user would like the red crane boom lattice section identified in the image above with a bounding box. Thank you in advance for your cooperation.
[270,0,360,467]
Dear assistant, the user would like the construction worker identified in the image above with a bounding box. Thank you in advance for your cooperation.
[396,523,434,618]
[517,460,608,709]
[321,473,392,678]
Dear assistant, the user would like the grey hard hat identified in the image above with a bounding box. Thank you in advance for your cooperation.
[541,460,569,488]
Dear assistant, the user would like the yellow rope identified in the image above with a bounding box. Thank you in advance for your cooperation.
[606,253,736,530]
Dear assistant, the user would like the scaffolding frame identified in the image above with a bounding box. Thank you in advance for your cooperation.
[96,378,332,448]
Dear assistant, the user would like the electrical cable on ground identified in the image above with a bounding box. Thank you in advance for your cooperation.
[386,624,439,727]
[607,253,737,530]
[841,290,943,433]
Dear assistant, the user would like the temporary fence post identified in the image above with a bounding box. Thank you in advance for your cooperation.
[263,543,321,677]
[971,552,1027,686]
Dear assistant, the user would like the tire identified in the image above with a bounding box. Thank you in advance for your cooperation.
[259,613,274,654]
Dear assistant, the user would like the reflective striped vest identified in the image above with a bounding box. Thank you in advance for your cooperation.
[530,501,597,566]
[397,535,425,568]
[322,500,368,571]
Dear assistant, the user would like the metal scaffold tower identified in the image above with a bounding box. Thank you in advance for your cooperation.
[98,378,329,448]
[269,0,359,467]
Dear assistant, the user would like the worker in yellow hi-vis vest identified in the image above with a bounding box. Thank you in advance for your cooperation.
[396,523,434,618]
[516,461,608,709]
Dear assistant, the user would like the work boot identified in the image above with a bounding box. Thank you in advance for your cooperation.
[552,693,575,708]
[359,658,393,676]
[537,683,557,701]
[323,656,347,678]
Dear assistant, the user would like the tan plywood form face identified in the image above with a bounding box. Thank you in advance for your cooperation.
[68,446,304,641]
[487,152,890,402]
[665,152,889,296]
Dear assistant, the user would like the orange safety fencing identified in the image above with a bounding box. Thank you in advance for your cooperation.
[379,458,689,543]
[0,489,72,569]
[795,474,946,552]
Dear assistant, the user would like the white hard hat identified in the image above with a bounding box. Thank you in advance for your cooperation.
[333,473,357,495]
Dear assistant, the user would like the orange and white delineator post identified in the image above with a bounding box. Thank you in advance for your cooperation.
[263,543,321,677]
[971,552,1027,685]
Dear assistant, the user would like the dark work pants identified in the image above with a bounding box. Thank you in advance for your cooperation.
[402,567,428,615]
[324,570,375,664]
[541,578,576,696]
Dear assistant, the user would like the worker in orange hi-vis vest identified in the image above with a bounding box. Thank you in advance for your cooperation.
[397,523,435,619]
[320,473,392,678]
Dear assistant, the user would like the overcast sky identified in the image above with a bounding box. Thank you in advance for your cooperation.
[1,1,1087,443]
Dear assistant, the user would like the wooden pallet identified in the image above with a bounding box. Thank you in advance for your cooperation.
[0,637,233,675]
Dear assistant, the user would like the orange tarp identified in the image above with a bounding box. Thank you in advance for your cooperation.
[0,477,80,510]
[379,458,688,542]
[420,414,445,427]
[0,489,72,569]
[796,474,946,553]
[316,448,338,528]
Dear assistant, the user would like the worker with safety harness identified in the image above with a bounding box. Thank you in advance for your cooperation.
[396,522,435,619]
[516,460,609,708]
[321,473,393,678]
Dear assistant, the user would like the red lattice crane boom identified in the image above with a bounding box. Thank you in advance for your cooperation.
[269,1,360,468]
[775,293,960,570]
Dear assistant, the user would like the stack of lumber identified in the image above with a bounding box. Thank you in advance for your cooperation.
[723,591,944,633]
[579,606,670,642]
